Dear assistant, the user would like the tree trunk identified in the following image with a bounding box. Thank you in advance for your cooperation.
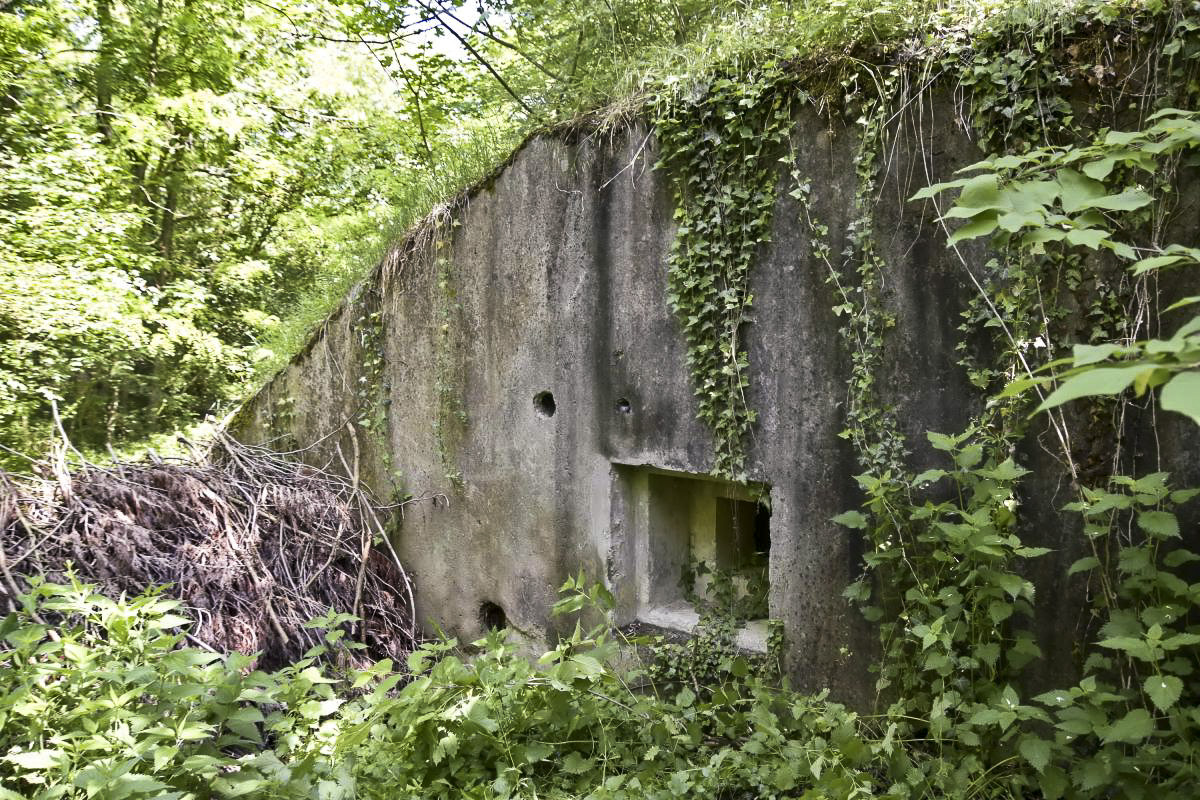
[95,0,115,143]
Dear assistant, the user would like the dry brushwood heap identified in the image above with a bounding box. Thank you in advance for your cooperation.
[0,431,418,667]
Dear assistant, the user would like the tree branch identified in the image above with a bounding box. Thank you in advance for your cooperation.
[412,1,534,116]
[431,0,563,83]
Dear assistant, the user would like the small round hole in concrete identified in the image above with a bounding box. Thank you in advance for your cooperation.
[616,397,632,414]
[479,601,508,631]
[533,391,556,418]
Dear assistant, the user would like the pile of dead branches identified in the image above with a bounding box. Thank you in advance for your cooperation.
[0,431,419,667]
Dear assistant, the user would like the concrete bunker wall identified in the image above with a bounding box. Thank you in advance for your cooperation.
[235,106,1200,707]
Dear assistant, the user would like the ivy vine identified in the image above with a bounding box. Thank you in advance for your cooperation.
[432,237,467,490]
[654,68,795,479]
[648,5,1200,797]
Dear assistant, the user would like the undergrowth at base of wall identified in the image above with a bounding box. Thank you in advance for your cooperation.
[0,576,976,800]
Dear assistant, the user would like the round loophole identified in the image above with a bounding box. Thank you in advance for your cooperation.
[479,601,508,631]
[615,397,632,415]
[533,391,556,418]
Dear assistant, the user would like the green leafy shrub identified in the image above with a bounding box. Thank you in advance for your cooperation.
[915,108,1200,426]
[0,574,889,800]
[0,576,350,800]
[343,575,882,800]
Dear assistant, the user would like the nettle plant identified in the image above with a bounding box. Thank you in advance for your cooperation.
[343,574,883,800]
[921,108,1200,793]
[828,108,1200,796]
[1040,473,1200,796]
[0,576,353,800]
[915,108,1200,426]
[837,431,1051,795]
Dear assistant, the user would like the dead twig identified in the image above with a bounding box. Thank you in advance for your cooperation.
[0,429,427,667]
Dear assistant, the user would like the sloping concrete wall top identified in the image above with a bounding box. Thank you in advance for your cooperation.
[235,106,1200,706]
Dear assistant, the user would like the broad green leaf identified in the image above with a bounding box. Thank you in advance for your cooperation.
[994,373,1056,400]
[1081,189,1153,212]
[1165,295,1200,312]
[1130,254,1188,275]
[1038,765,1069,799]
[1073,343,1123,366]
[1101,708,1154,743]
[979,458,1029,481]
[1097,635,1156,660]
[947,211,999,244]
[1161,371,1200,426]
[1037,365,1149,411]
[1147,107,1193,120]
[1065,227,1109,249]
[1073,757,1111,792]
[1021,227,1067,248]
[1082,157,1117,180]
[1163,548,1200,567]
[913,468,947,485]
[523,742,553,763]
[831,510,868,529]
[1019,736,1052,772]
[997,210,1044,231]
[562,751,593,774]
[4,749,65,769]
[957,174,1002,209]
[909,178,968,201]
[1006,179,1059,211]
[1162,632,1200,649]
[1144,674,1182,711]
[927,431,963,450]
[955,444,984,469]
[1058,169,1106,213]
[1138,510,1180,539]
[1067,556,1100,575]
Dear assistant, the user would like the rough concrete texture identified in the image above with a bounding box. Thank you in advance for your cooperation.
[235,101,1199,708]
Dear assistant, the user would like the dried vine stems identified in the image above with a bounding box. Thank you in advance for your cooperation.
[0,426,424,667]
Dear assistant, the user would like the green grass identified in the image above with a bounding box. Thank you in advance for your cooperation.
[246,116,524,389]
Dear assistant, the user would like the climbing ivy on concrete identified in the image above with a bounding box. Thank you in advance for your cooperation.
[432,238,467,490]
[654,69,795,479]
[829,9,1200,798]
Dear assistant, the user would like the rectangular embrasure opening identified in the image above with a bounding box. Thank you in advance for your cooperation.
[617,465,771,650]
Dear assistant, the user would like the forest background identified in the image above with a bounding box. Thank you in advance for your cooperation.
[0,0,804,463]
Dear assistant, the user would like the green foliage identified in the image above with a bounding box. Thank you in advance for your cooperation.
[654,66,795,478]
[2,576,889,800]
[920,108,1200,425]
[0,0,523,463]
[1034,474,1200,796]
[837,433,1051,795]
[7,2,1200,796]
[0,575,351,799]
[320,575,887,800]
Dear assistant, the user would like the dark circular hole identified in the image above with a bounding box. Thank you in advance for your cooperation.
[479,601,508,631]
[533,391,556,418]
[615,397,632,414]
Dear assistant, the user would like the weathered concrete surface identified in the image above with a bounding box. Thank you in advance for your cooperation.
[235,102,1199,708]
